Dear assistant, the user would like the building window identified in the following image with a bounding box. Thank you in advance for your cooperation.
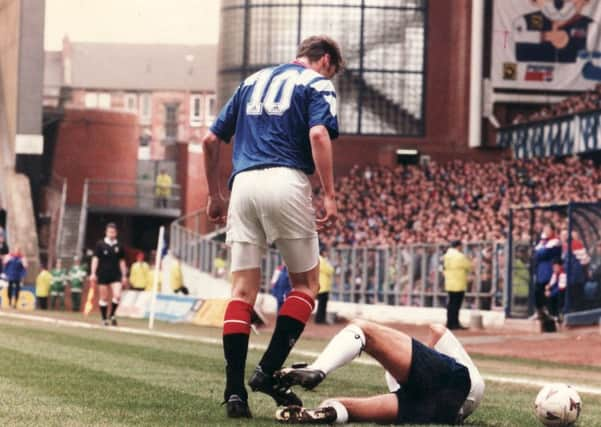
[164,103,179,142]
[205,94,216,126]
[190,94,203,126]
[124,93,137,112]
[218,0,427,136]
[84,92,98,108]
[140,93,152,124]
[98,93,111,109]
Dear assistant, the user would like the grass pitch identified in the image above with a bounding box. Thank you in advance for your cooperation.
[0,316,600,426]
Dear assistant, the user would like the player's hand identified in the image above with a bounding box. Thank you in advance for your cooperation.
[89,274,97,284]
[207,195,227,226]
[316,194,337,232]
[121,277,128,288]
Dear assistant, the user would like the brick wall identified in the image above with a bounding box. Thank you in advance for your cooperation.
[53,108,139,205]
[66,89,215,161]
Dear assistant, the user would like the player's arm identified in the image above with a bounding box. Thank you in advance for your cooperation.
[307,79,339,231]
[202,131,228,226]
[202,131,223,199]
[310,125,337,231]
[90,256,98,281]
[120,259,128,285]
[202,87,240,226]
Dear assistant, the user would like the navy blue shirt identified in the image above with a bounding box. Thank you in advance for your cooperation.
[210,62,339,188]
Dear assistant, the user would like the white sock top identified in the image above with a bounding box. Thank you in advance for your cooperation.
[310,324,366,375]
[320,399,349,424]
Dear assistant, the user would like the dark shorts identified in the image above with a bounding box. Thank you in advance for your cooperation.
[97,273,121,285]
[395,339,471,425]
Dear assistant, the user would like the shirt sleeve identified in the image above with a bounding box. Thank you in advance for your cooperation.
[94,241,102,258]
[307,79,339,140]
[118,245,126,260]
[209,85,241,143]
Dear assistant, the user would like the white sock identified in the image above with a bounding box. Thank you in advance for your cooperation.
[310,324,366,375]
[320,399,349,424]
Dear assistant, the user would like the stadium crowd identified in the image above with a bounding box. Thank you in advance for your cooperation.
[314,156,601,248]
[512,83,601,125]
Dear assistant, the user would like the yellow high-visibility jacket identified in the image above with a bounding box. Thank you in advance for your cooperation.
[155,173,172,197]
[443,248,472,292]
[129,261,150,290]
[170,260,184,291]
[35,270,53,297]
[318,256,334,294]
[147,268,161,292]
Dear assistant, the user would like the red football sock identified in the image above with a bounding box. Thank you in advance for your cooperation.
[223,299,253,336]
[278,290,315,323]
[259,290,315,374]
[223,299,253,401]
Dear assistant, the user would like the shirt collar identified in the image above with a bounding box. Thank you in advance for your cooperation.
[104,237,118,246]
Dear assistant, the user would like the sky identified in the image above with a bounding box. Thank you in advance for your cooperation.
[44,0,221,50]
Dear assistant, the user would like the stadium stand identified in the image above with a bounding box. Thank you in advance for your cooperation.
[512,84,601,125]
[314,157,601,248]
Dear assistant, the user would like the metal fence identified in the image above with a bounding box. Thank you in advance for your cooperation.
[171,210,507,310]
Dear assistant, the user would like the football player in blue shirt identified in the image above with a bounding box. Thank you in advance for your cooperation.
[201,35,344,418]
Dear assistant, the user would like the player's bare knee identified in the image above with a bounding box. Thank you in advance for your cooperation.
[231,286,256,304]
[304,278,320,296]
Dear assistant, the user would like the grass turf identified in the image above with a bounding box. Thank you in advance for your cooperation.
[0,317,600,426]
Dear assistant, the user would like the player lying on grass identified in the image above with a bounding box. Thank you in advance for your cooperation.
[275,320,485,425]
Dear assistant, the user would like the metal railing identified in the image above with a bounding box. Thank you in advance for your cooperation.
[170,210,507,310]
[86,179,182,212]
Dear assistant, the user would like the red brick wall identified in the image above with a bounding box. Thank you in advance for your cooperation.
[66,89,215,161]
[53,108,139,205]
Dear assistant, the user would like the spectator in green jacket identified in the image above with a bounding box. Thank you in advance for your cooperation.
[68,257,87,312]
[50,259,67,310]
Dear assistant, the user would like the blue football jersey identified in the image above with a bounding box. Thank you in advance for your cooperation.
[210,62,339,188]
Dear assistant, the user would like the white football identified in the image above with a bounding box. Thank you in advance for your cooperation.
[534,383,582,426]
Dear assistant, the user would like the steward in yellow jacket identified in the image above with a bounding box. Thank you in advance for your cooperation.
[35,267,52,310]
[443,241,472,330]
[170,256,189,295]
[129,253,150,291]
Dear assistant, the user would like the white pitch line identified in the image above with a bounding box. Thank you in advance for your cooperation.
[1,311,601,396]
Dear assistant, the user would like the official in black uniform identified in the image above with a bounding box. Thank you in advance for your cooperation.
[89,223,128,326]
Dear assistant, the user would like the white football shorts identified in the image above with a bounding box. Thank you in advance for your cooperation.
[227,167,319,273]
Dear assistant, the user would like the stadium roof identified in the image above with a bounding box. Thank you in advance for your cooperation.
[47,42,217,92]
